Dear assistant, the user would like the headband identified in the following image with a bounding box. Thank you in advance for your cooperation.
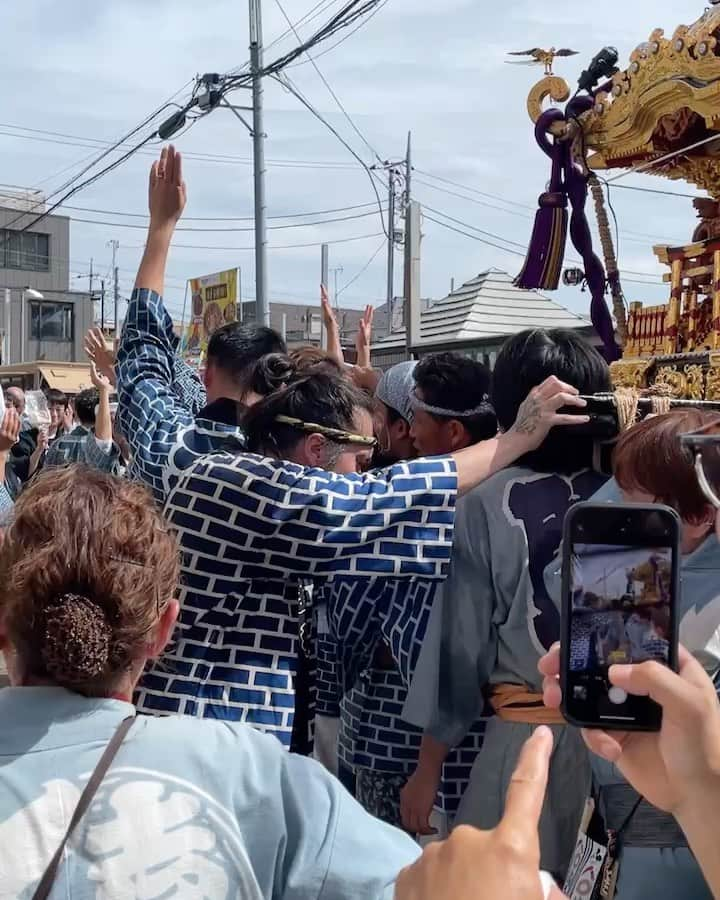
[275,414,377,447]
[409,388,494,419]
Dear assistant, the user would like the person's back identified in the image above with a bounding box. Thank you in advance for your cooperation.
[402,328,611,875]
[0,688,414,899]
[0,465,419,899]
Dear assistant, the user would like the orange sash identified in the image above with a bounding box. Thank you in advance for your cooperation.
[489,683,565,725]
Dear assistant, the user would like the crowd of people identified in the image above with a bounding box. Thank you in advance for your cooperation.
[1,145,720,899]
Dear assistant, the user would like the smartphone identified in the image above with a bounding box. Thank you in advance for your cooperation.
[560,502,680,731]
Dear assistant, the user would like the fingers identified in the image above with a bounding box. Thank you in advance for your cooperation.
[581,728,626,763]
[497,726,553,850]
[551,413,591,427]
[534,376,580,400]
[542,675,562,710]
[538,643,560,678]
[609,657,703,716]
[158,145,168,179]
[174,148,183,186]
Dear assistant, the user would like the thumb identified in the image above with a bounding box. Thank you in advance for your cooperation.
[609,656,700,717]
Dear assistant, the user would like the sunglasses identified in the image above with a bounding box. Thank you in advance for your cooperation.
[681,422,720,509]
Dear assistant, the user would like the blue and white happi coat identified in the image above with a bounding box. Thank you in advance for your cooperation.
[317,576,489,819]
[135,447,458,748]
[116,288,245,506]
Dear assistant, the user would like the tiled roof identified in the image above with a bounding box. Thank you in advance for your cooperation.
[373,269,589,349]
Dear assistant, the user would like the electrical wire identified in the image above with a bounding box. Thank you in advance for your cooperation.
[336,238,385,296]
[414,168,534,211]
[125,231,385,252]
[414,176,533,220]
[66,206,385,232]
[422,204,528,249]
[272,0,383,163]
[271,72,388,236]
[423,213,527,258]
[288,0,389,67]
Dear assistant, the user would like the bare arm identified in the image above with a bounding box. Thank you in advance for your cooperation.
[90,362,113,443]
[450,376,587,497]
[321,287,345,367]
[400,734,452,836]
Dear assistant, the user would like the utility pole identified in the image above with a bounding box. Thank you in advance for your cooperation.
[320,243,329,350]
[88,258,94,301]
[386,172,396,337]
[100,279,106,331]
[249,0,269,327]
[404,200,422,357]
[331,266,343,311]
[108,239,120,337]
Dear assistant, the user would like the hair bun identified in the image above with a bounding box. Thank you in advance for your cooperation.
[250,353,296,396]
[42,593,112,686]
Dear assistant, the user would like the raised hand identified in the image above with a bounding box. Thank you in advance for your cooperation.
[320,284,344,366]
[0,408,21,453]
[539,644,720,818]
[85,327,116,388]
[395,728,560,900]
[90,361,113,394]
[356,304,374,370]
[148,145,187,231]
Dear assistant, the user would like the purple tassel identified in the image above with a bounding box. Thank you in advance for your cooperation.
[514,192,568,290]
[515,111,568,291]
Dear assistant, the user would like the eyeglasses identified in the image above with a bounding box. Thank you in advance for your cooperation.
[681,422,720,509]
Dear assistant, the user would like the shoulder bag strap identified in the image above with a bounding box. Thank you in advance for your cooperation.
[32,715,135,900]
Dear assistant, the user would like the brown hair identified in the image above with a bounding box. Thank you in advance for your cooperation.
[0,467,180,696]
[289,346,344,377]
[614,409,720,523]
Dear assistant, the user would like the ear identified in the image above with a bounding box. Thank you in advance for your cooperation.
[447,419,469,451]
[148,599,180,659]
[203,362,214,390]
[304,433,326,468]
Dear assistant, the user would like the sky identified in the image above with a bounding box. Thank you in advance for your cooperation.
[0,0,704,323]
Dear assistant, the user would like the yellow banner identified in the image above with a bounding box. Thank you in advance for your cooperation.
[182,269,238,362]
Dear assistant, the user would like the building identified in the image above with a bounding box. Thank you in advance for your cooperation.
[238,300,371,349]
[369,269,596,369]
[0,193,94,387]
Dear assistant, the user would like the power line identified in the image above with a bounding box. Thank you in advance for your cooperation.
[423,213,527,258]
[423,204,528,248]
[414,176,533,220]
[271,72,388,236]
[415,168,534,211]
[66,206,386,232]
[272,0,382,163]
[337,238,385,296]
[0,191,379,222]
[0,124,359,170]
[288,0,389,67]
[123,231,384,251]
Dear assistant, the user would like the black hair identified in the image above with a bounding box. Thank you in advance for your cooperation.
[243,371,373,460]
[414,352,497,443]
[247,353,296,397]
[206,323,286,390]
[74,388,100,428]
[491,329,611,473]
[44,388,67,408]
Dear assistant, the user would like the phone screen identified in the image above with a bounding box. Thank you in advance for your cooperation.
[562,504,679,731]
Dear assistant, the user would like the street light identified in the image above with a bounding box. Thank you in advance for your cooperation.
[21,287,43,364]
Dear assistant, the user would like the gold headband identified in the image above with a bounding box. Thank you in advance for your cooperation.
[274,414,377,447]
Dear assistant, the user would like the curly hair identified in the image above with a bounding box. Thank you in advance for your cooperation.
[0,467,180,696]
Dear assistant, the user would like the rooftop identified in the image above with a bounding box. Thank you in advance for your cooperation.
[373,269,589,349]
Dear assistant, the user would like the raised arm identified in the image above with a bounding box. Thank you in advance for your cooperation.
[116,146,195,502]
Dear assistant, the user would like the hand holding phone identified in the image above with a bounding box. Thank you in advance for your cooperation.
[560,502,680,732]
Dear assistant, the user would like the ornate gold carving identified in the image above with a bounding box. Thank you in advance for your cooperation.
[684,364,706,400]
[572,11,720,195]
[526,76,571,124]
[609,359,651,391]
[654,365,687,398]
[706,368,720,400]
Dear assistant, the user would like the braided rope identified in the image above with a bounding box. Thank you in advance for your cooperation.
[589,174,628,347]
